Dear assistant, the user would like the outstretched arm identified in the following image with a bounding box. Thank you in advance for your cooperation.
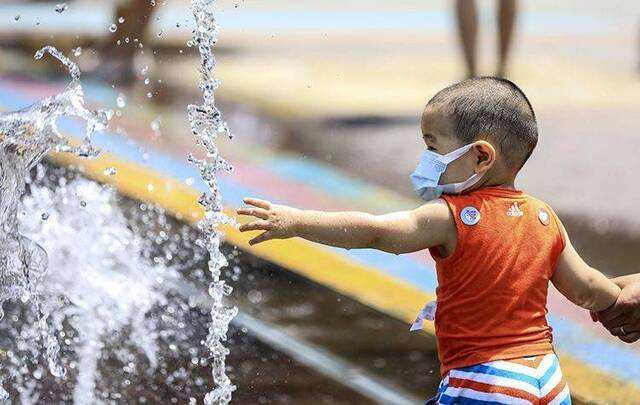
[236,198,456,255]
[552,224,620,312]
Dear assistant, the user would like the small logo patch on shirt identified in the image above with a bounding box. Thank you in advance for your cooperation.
[538,208,550,226]
[507,202,524,217]
[461,206,480,225]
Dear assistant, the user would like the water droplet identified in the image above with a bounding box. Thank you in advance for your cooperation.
[80,200,87,207]
[146,92,153,99]
[116,93,126,108]
[124,37,130,44]
[73,47,82,57]
[118,16,125,24]
[247,290,262,304]
[41,212,50,221]
[176,22,181,28]
[150,0,156,5]
[50,364,66,378]
[157,30,164,38]
[147,183,154,192]
[144,77,150,85]
[103,167,117,176]
[55,3,67,13]
[141,65,149,75]
[14,15,20,22]
[109,24,117,33]
[150,117,162,137]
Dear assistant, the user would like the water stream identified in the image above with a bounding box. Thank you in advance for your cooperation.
[187,1,238,403]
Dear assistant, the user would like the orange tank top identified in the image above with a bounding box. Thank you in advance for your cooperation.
[429,187,565,377]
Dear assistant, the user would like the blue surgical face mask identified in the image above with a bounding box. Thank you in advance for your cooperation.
[410,143,482,201]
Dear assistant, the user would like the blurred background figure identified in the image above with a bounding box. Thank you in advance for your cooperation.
[456,0,517,77]
[98,0,156,85]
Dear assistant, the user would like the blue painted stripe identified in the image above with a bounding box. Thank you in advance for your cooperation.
[328,246,438,292]
[268,158,372,201]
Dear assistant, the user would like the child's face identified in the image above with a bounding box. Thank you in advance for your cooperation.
[420,106,480,185]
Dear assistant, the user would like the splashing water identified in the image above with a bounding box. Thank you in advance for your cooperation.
[0,45,106,305]
[187,1,238,403]
[0,46,108,395]
[17,175,169,403]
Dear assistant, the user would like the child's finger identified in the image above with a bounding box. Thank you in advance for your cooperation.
[236,207,269,220]
[239,220,271,232]
[243,197,271,210]
[589,311,598,322]
[249,231,272,246]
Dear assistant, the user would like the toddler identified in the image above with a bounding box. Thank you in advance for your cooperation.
[237,77,619,404]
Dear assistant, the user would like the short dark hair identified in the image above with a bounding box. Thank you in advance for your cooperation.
[426,77,538,170]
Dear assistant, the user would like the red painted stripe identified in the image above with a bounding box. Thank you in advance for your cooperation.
[0,74,65,99]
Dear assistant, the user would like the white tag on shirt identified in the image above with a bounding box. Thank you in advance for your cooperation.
[410,300,437,332]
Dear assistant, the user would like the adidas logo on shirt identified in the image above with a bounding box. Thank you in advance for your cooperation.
[507,202,523,217]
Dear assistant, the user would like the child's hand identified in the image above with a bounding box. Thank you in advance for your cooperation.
[236,198,299,246]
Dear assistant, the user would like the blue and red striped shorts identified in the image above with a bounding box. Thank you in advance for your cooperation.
[426,353,571,404]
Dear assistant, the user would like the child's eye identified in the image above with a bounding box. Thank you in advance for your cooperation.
[427,146,437,152]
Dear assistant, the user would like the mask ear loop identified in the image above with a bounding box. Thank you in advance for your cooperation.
[438,143,483,194]
[440,143,475,164]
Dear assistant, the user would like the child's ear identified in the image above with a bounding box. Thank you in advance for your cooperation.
[473,140,496,174]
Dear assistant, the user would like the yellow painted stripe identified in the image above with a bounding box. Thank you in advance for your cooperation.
[50,151,436,332]
[49,151,640,403]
